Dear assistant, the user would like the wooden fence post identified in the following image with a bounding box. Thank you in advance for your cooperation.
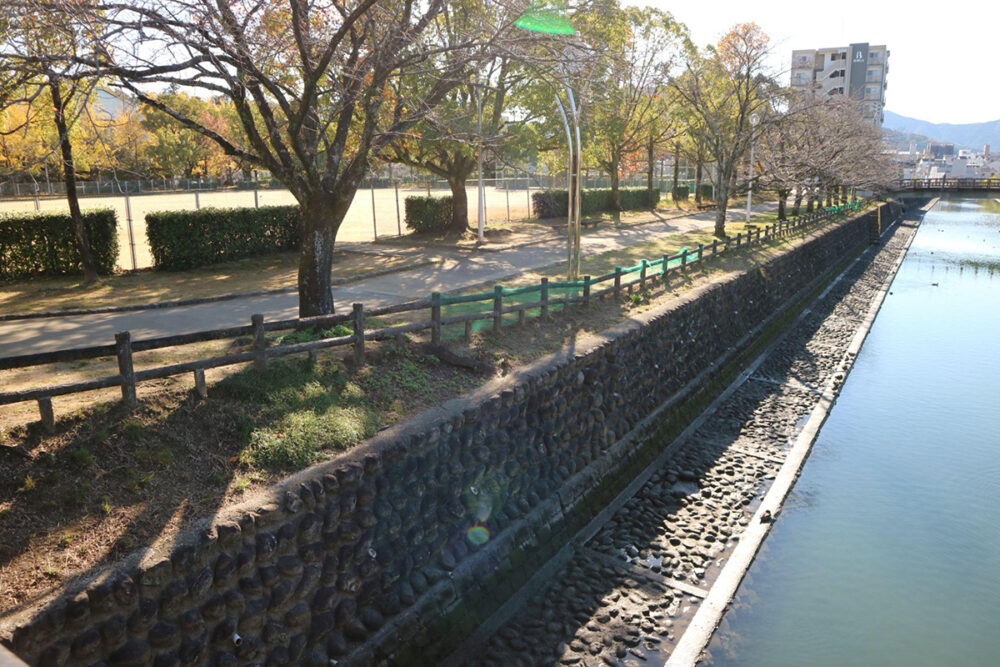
[736,232,742,248]
[493,286,503,332]
[583,276,591,305]
[252,314,267,371]
[352,303,366,366]
[639,259,647,290]
[431,292,442,345]
[193,369,207,399]
[711,239,718,255]
[115,331,137,408]
[697,243,704,262]
[680,248,688,272]
[613,268,622,297]
[37,397,55,433]
[540,278,549,319]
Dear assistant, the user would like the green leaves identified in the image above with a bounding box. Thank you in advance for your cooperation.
[145,206,300,270]
[403,196,453,234]
[532,187,659,218]
[0,209,118,279]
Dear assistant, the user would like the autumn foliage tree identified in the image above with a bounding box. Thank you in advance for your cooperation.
[671,23,776,237]
[586,6,686,210]
[1,0,106,280]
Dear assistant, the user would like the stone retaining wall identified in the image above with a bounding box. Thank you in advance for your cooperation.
[0,206,896,666]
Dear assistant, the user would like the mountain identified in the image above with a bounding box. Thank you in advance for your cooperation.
[883,111,1000,150]
[882,128,937,153]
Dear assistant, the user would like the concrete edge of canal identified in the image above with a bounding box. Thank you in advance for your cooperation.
[666,197,938,667]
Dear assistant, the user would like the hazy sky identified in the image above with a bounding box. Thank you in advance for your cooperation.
[629,0,994,124]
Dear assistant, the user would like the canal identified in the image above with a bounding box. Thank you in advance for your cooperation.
[707,196,1000,665]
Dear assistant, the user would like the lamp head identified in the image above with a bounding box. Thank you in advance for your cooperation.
[514,1,576,35]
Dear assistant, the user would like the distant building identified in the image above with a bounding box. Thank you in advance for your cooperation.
[790,43,889,125]
[925,143,955,159]
[896,143,1000,180]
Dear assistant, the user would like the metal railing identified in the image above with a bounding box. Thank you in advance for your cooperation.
[0,201,872,429]
[891,178,1000,191]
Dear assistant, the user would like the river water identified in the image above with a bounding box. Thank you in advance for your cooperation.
[706,196,1000,666]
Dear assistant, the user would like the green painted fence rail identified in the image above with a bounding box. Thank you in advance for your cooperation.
[0,200,873,430]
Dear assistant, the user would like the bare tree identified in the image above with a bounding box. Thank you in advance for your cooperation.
[760,96,893,218]
[68,0,524,315]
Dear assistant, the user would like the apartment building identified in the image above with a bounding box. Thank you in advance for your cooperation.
[790,43,889,125]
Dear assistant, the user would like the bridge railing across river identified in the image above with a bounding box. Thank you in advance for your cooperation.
[0,201,872,430]
[892,178,1000,191]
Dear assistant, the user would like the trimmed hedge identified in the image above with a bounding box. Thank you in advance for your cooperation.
[0,209,118,280]
[672,185,690,202]
[532,187,660,219]
[699,184,714,201]
[404,196,453,234]
[146,206,300,270]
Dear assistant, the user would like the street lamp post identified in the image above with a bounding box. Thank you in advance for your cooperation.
[475,81,486,244]
[515,4,583,279]
[746,112,761,224]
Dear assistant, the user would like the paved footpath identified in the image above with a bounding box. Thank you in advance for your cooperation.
[0,205,777,358]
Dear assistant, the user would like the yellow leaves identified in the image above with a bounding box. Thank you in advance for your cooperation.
[718,22,770,72]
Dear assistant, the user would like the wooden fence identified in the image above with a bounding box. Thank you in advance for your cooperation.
[0,201,871,431]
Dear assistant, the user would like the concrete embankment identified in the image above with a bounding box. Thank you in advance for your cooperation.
[1,205,900,667]
[448,202,928,666]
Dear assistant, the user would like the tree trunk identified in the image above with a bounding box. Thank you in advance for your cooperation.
[447,176,470,236]
[49,75,98,283]
[609,161,621,211]
[297,199,344,318]
[777,189,787,221]
[713,175,729,237]
[694,160,703,204]
[792,191,803,217]
[646,134,655,206]
[672,141,680,205]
